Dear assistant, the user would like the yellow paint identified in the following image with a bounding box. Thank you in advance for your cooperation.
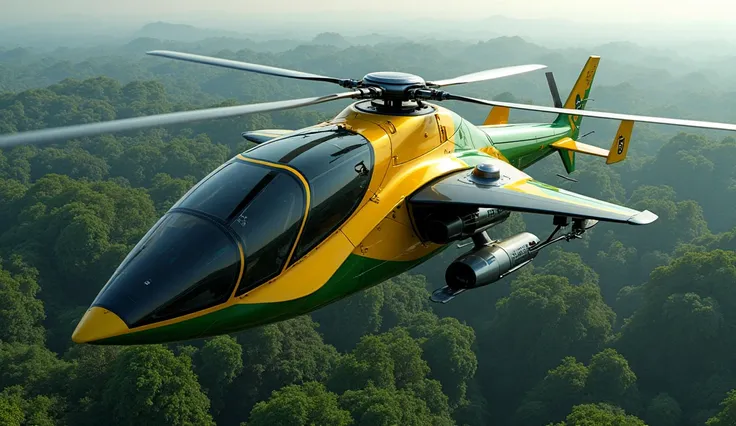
[336,104,462,249]
[483,106,509,125]
[72,307,128,343]
[478,146,510,163]
[230,242,246,298]
[355,202,441,262]
[552,137,609,158]
[564,56,600,109]
[357,109,443,165]
[85,102,513,335]
[237,103,466,302]
[75,95,650,342]
[565,56,600,129]
[232,105,456,303]
[102,292,226,335]
[504,177,629,215]
[72,159,282,339]
[606,120,634,164]
[384,200,414,228]
[340,151,467,246]
[236,155,311,270]
[329,114,392,205]
[237,230,355,303]
[90,206,351,332]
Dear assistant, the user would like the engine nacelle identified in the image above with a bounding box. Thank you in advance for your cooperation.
[422,208,510,244]
[445,232,540,289]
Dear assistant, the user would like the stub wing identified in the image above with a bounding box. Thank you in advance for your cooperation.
[241,129,294,144]
[409,159,657,225]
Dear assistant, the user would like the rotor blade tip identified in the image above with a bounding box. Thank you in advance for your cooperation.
[629,210,658,225]
[147,50,173,56]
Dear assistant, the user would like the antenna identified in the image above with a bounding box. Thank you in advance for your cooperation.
[556,173,578,182]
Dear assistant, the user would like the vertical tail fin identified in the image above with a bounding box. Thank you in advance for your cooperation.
[554,55,601,174]
[553,56,601,138]
[483,107,509,125]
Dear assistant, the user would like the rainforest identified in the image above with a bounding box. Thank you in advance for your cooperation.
[1,24,736,426]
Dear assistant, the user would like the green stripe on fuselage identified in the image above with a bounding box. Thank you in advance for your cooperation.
[95,250,442,345]
[445,109,572,171]
[480,123,570,170]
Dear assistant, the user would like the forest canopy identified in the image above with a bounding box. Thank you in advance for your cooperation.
[1,29,735,426]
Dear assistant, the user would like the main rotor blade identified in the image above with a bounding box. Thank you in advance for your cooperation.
[148,50,355,87]
[426,64,547,88]
[445,94,736,132]
[0,91,362,149]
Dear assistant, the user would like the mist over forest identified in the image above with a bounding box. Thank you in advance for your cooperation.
[1,17,736,426]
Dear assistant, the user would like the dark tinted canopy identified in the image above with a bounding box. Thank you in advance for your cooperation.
[93,126,375,327]
[244,125,374,264]
[175,159,308,294]
[93,212,241,328]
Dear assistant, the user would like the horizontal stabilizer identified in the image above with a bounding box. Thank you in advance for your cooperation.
[409,158,657,225]
[241,129,294,144]
[551,138,609,158]
[606,120,634,164]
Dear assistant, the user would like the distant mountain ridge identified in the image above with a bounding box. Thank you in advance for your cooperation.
[128,23,417,51]
[134,22,244,42]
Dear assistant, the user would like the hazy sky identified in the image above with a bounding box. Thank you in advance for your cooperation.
[3,0,735,24]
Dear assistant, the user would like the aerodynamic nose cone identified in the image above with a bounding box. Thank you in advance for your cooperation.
[74,211,242,345]
[72,307,129,343]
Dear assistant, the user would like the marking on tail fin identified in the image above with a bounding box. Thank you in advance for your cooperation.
[606,120,634,164]
[570,94,582,127]
[561,56,600,133]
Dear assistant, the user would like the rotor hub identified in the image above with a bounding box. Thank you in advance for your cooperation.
[362,72,427,101]
[354,99,435,117]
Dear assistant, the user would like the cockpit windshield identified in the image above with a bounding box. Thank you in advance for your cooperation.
[174,161,271,222]
[176,160,307,294]
[93,126,374,327]
[93,212,242,328]
[244,125,374,265]
[228,169,305,294]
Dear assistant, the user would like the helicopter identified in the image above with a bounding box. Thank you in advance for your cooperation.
[1,51,735,346]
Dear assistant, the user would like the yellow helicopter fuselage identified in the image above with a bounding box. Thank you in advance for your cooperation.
[72,101,571,345]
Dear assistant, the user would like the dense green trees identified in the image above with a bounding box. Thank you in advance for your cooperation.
[247,382,352,426]
[1,33,735,426]
[100,346,214,426]
[552,403,646,426]
[707,390,736,425]
[0,257,45,345]
[479,273,616,422]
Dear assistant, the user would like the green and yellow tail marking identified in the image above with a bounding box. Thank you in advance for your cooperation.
[555,55,600,135]
[553,55,601,173]
[606,120,634,164]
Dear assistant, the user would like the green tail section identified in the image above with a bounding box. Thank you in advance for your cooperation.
[558,148,576,174]
[553,56,601,173]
